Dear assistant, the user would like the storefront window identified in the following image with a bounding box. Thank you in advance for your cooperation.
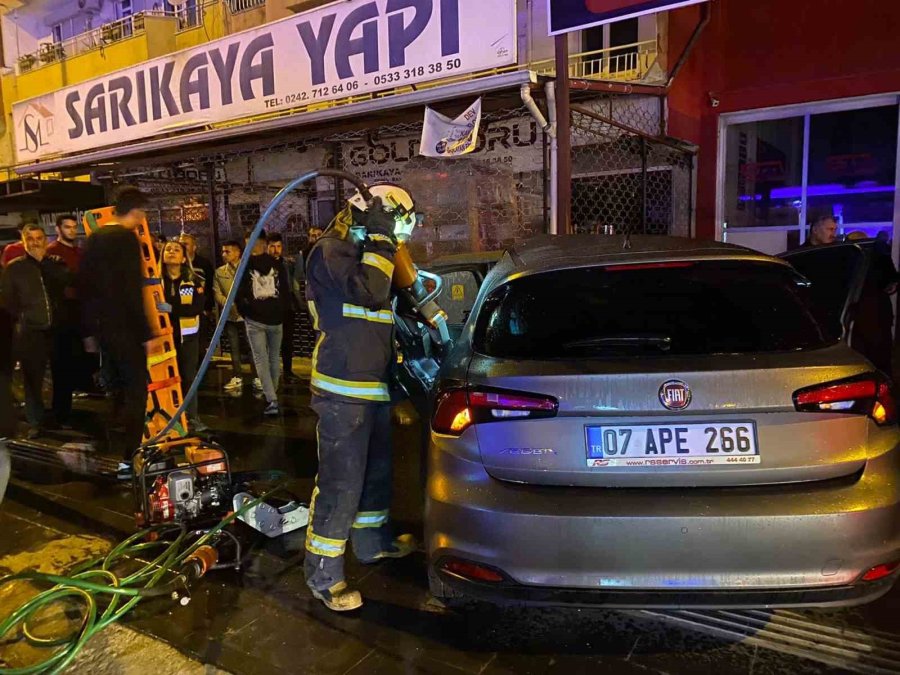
[722,102,899,255]
[807,106,897,238]
[724,117,805,230]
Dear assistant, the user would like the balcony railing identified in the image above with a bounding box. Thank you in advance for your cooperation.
[227,0,266,13]
[15,8,204,75]
[531,40,660,83]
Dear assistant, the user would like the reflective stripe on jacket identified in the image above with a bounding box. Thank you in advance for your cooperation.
[305,217,395,403]
[163,274,203,344]
[178,283,200,337]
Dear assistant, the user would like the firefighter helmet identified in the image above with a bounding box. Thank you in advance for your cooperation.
[348,183,420,242]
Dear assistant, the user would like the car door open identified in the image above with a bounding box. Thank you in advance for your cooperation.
[780,242,870,339]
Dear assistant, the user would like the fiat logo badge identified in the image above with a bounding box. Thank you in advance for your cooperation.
[659,380,691,411]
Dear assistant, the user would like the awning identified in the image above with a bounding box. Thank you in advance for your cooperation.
[17,71,537,175]
[0,178,106,212]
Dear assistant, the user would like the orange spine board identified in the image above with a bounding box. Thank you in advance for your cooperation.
[83,208,188,443]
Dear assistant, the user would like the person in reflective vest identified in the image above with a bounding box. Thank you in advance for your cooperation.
[303,190,417,612]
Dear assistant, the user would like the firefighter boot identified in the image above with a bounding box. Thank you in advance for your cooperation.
[304,553,363,612]
[352,526,417,565]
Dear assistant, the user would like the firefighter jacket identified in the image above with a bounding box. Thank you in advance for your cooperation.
[305,209,396,403]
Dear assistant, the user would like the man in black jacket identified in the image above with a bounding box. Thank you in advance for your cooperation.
[0,224,68,438]
[79,188,151,479]
[236,231,288,416]
[266,232,300,383]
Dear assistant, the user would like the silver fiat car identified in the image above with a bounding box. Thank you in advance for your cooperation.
[423,235,900,608]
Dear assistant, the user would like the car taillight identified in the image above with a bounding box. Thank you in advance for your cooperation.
[432,387,559,436]
[861,561,900,582]
[793,374,897,426]
[441,559,506,583]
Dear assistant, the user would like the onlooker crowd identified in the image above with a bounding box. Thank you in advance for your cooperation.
[0,188,321,477]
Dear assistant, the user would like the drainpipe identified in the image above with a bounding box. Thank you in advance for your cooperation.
[520,80,557,234]
[520,81,551,135]
[666,2,710,89]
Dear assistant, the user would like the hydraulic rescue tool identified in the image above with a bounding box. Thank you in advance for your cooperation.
[0,169,448,674]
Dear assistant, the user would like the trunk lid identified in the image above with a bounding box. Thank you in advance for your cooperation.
[468,349,871,487]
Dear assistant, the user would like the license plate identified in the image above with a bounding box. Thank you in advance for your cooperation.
[585,422,760,467]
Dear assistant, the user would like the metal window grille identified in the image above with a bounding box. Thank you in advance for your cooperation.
[570,97,694,238]
[98,95,694,356]
[227,0,265,13]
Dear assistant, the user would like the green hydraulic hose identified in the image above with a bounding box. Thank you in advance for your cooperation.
[0,485,283,675]
[1,170,372,673]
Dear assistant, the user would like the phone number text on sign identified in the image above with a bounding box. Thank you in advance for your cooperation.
[265,59,465,108]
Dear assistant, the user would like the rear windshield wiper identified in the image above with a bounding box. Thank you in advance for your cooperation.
[562,335,673,352]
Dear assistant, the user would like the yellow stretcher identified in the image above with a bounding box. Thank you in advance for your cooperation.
[83,207,189,443]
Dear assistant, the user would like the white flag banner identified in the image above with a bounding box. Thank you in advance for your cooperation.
[419,98,482,158]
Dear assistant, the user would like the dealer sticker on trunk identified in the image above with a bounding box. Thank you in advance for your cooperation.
[585,422,760,467]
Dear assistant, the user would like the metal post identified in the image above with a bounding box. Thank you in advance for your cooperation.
[640,137,648,234]
[545,81,559,235]
[542,126,549,234]
[331,142,344,209]
[891,100,900,340]
[688,155,695,238]
[206,161,220,264]
[555,34,572,235]
[799,113,811,245]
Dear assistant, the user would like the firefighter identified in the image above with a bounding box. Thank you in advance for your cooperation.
[303,186,418,612]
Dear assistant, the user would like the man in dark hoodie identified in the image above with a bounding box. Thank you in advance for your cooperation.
[79,188,151,479]
[237,231,288,416]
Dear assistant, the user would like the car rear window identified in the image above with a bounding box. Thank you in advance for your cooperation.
[474,261,837,359]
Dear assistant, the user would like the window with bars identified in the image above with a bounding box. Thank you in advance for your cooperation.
[227,0,266,14]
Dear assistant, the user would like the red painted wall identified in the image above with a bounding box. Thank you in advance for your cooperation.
[667,0,900,238]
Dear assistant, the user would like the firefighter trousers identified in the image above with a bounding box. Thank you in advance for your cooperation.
[305,395,394,592]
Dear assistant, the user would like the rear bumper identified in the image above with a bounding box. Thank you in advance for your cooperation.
[426,443,900,608]
[434,563,898,609]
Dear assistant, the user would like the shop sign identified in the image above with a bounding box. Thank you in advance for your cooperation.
[739,160,785,183]
[13,0,516,164]
[826,153,878,178]
[137,165,228,183]
[549,0,707,35]
[342,115,543,183]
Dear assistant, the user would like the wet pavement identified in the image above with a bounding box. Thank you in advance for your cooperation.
[3,362,900,674]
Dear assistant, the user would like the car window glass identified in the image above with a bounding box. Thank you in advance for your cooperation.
[436,270,480,325]
[474,261,836,360]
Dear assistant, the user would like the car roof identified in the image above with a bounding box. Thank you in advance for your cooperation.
[474,235,792,297]
[500,234,785,275]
